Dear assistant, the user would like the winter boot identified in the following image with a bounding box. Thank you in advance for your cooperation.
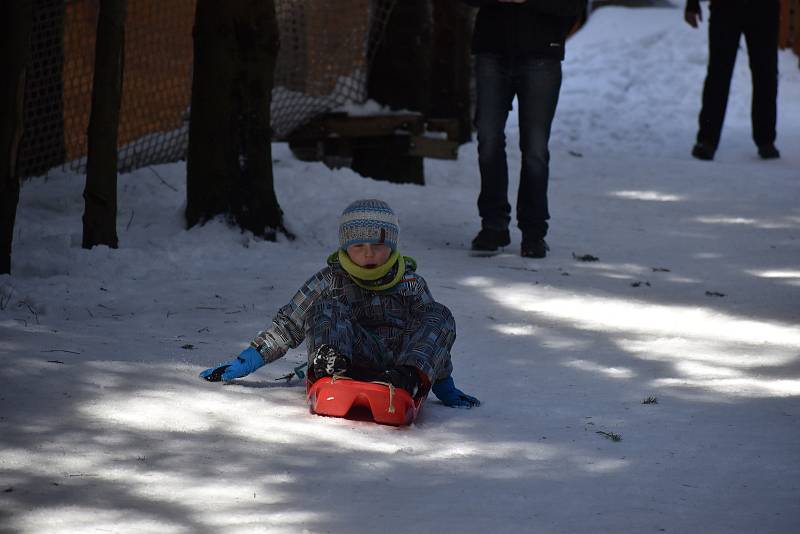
[471,228,511,252]
[311,344,349,379]
[691,142,715,161]
[383,366,422,397]
[521,236,549,258]
[758,144,780,159]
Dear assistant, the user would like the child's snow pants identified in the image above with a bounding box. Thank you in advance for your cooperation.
[305,298,455,384]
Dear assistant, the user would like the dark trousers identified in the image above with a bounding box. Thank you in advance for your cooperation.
[475,54,562,240]
[697,0,779,148]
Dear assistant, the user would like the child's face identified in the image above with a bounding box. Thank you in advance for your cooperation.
[346,243,392,268]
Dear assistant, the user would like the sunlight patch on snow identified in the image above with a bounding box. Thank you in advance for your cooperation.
[695,215,796,230]
[203,508,325,534]
[746,269,800,280]
[125,472,294,507]
[674,361,743,379]
[593,271,637,281]
[492,324,540,336]
[83,393,216,433]
[0,445,100,477]
[0,449,40,471]
[651,377,800,397]
[227,416,405,454]
[696,215,757,225]
[610,190,685,202]
[541,337,591,350]
[201,512,322,534]
[427,441,556,463]
[460,276,494,288]
[81,383,306,438]
[488,287,800,347]
[577,263,649,277]
[576,263,701,285]
[619,337,797,369]
[482,284,800,398]
[580,458,629,474]
[565,359,635,379]
[585,269,701,285]
[662,274,702,284]
[16,508,189,534]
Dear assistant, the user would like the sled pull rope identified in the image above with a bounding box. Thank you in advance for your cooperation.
[330,374,350,383]
[386,383,396,414]
[369,381,396,414]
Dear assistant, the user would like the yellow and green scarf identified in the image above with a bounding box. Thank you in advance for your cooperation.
[329,249,414,291]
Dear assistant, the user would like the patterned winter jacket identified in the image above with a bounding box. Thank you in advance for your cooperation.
[248,255,455,382]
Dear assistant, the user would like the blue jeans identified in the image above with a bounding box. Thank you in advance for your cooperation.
[475,54,562,239]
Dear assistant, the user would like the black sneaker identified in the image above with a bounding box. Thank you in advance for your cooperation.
[521,237,549,258]
[758,144,780,159]
[471,228,510,252]
[691,143,715,161]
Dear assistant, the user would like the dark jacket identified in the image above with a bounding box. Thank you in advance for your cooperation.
[249,256,454,382]
[463,0,584,59]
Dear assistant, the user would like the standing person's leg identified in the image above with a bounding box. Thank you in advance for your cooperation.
[473,53,516,251]
[306,299,390,380]
[744,0,780,157]
[695,2,743,157]
[515,57,562,258]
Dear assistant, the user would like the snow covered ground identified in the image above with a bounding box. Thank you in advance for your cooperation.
[2,5,799,533]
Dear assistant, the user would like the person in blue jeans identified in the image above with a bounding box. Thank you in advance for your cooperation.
[463,0,584,258]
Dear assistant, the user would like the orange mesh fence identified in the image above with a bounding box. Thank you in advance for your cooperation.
[780,0,800,56]
[19,0,396,178]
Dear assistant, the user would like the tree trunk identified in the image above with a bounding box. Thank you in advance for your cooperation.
[82,0,126,249]
[0,1,33,274]
[367,0,433,114]
[186,0,288,239]
[367,0,472,143]
[431,0,473,144]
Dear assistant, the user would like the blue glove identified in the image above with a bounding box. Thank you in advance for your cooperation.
[431,376,481,408]
[199,347,265,382]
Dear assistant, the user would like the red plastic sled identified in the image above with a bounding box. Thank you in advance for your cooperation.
[307,376,425,426]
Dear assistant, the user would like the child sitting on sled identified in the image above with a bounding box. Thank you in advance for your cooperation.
[199,198,480,408]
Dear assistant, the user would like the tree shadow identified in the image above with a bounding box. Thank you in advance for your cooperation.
[2,147,799,531]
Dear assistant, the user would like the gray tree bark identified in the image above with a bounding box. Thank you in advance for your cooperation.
[82,0,126,249]
[186,0,289,240]
[0,1,33,274]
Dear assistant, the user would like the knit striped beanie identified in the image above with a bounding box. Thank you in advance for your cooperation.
[338,199,399,251]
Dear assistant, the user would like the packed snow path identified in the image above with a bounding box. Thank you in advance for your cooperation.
[2,5,799,533]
